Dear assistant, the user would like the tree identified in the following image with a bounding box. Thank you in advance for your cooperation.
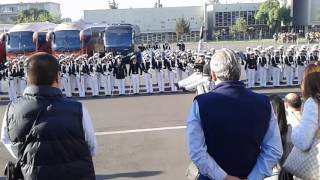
[255,0,292,32]
[230,17,247,39]
[175,18,190,41]
[108,0,118,9]
[16,8,61,24]
[279,6,292,25]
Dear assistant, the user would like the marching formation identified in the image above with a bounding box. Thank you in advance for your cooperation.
[242,44,319,88]
[1,43,319,101]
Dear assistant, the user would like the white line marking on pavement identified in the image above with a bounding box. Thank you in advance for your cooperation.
[95,126,187,136]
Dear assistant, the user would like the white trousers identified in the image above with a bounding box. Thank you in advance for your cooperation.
[297,66,305,84]
[156,71,165,92]
[77,75,86,97]
[8,79,17,101]
[116,79,125,95]
[70,75,77,92]
[0,80,3,93]
[89,75,99,96]
[267,67,273,82]
[17,78,27,96]
[247,69,256,88]
[168,71,177,92]
[259,68,268,87]
[101,75,112,95]
[285,65,294,86]
[177,69,183,82]
[61,76,72,97]
[131,74,140,94]
[144,73,153,93]
[255,66,260,83]
[273,67,281,86]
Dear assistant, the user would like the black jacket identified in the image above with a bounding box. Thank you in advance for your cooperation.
[6,86,95,180]
[113,63,127,79]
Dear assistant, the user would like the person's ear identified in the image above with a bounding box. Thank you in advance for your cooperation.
[211,72,217,82]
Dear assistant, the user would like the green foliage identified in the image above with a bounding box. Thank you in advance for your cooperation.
[175,18,190,39]
[230,17,247,34]
[255,0,292,32]
[279,6,292,25]
[16,8,61,24]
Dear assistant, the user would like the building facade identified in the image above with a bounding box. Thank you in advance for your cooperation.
[0,2,61,24]
[291,0,320,32]
[206,2,267,40]
[84,6,205,43]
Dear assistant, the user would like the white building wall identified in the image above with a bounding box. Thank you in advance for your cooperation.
[84,6,204,33]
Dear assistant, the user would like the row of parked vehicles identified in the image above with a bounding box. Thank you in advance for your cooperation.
[0,22,138,62]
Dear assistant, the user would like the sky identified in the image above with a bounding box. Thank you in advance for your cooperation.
[0,0,262,20]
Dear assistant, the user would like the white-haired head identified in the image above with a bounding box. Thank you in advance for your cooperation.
[210,48,241,82]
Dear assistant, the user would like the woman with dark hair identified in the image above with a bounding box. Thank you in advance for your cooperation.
[266,95,293,180]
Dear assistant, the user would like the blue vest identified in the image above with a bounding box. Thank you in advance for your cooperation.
[195,81,271,178]
[7,86,95,180]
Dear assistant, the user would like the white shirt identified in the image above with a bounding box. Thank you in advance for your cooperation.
[1,104,97,159]
[292,98,319,151]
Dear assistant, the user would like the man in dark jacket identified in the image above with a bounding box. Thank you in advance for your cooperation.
[187,49,283,180]
[1,52,96,180]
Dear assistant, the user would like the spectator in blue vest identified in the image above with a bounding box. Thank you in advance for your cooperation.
[187,48,283,180]
[1,53,96,180]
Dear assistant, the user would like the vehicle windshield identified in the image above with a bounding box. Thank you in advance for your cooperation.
[54,30,81,52]
[7,31,35,53]
[105,30,132,47]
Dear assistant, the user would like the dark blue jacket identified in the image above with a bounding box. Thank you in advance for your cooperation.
[195,81,271,178]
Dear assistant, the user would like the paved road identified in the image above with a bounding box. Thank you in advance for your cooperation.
[0,87,300,180]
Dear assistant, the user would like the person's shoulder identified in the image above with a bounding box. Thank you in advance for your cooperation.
[303,97,318,110]
[245,89,271,108]
[305,97,318,106]
[194,92,218,102]
[247,89,270,101]
[60,98,82,106]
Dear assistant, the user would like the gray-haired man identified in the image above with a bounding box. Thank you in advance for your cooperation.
[187,48,283,180]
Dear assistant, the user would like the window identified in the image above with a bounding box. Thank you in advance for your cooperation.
[247,11,255,25]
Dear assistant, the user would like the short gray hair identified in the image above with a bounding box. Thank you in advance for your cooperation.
[210,48,241,81]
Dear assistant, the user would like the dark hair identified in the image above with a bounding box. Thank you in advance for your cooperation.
[270,95,288,164]
[301,64,320,104]
[27,52,59,86]
[284,94,302,109]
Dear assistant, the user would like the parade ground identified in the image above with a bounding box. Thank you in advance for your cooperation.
[0,86,299,180]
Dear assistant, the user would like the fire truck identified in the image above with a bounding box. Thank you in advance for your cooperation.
[2,22,56,60]
[47,23,105,57]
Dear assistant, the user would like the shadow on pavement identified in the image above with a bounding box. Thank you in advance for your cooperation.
[0,171,163,180]
[96,171,163,179]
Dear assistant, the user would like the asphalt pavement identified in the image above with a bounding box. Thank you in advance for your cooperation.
[0,87,300,180]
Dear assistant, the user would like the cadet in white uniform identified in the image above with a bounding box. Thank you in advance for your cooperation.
[141,53,154,94]
[284,50,295,86]
[258,51,268,87]
[128,55,142,95]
